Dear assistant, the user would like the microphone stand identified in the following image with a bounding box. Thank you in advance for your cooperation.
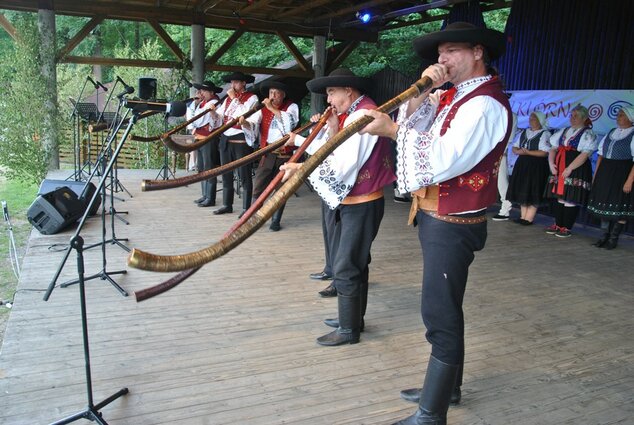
[42,112,145,425]
[155,112,177,180]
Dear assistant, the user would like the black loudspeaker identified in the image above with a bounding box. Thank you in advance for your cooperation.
[38,179,101,216]
[138,77,157,100]
[27,187,86,235]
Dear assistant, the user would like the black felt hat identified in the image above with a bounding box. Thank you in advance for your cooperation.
[259,80,292,98]
[306,68,371,95]
[413,21,506,61]
[221,71,256,84]
[192,81,223,93]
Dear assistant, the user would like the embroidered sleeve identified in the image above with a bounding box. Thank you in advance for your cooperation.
[307,109,379,208]
[242,109,262,147]
[394,96,508,193]
[578,129,598,153]
[275,103,299,135]
[397,98,436,131]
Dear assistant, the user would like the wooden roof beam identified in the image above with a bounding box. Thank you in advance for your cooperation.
[147,18,185,61]
[276,30,311,72]
[0,12,18,40]
[276,0,336,19]
[318,0,396,21]
[56,15,104,61]
[206,28,244,66]
[326,40,359,73]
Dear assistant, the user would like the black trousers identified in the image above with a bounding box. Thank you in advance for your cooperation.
[331,198,384,297]
[321,200,336,276]
[219,136,253,209]
[417,211,487,365]
[196,137,220,200]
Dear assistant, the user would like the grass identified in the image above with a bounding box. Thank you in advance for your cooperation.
[0,175,38,342]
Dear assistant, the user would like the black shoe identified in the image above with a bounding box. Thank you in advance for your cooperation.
[269,221,281,232]
[309,271,333,281]
[318,284,337,298]
[213,206,233,215]
[399,387,461,405]
[198,199,216,207]
[194,197,206,204]
[492,214,509,221]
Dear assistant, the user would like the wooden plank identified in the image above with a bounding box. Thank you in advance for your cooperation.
[56,15,104,61]
[1,169,633,424]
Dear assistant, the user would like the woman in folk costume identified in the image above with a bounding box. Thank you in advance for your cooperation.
[505,111,552,225]
[544,105,598,238]
[587,106,634,249]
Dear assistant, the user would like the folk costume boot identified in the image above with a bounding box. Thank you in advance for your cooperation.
[400,362,462,405]
[392,356,459,425]
[323,283,368,332]
[593,220,613,247]
[269,204,285,232]
[316,294,361,346]
[604,222,624,250]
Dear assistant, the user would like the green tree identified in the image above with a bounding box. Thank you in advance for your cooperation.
[0,14,57,184]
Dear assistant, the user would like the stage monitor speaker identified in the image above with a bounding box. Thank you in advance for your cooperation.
[138,77,157,101]
[38,179,101,216]
[27,187,86,235]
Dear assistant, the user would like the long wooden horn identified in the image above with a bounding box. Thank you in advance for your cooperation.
[130,105,211,142]
[141,120,315,191]
[128,77,432,273]
[133,108,333,302]
[161,103,264,154]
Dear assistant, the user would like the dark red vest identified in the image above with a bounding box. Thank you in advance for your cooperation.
[222,92,256,130]
[260,100,293,148]
[436,77,513,215]
[343,97,396,196]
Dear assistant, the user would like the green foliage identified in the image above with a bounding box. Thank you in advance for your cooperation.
[0,14,55,185]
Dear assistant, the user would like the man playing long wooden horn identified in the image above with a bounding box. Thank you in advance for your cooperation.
[360,22,513,425]
[239,80,299,231]
[188,80,223,207]
[208,71,258,216]
[281,67,396,347]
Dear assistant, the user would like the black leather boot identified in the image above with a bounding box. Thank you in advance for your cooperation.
[392,356,459,425]
[270,204,285,231]
[593,221,613,247]
[604,222,624,250]
[316,294,360,346]
[323,282,367,331]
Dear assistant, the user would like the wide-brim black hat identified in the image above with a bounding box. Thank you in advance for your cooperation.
[192,81,223,93]
[222,71,255,84]
[413,21,506,61]
[306,68,371,95]
[260,80,292,98]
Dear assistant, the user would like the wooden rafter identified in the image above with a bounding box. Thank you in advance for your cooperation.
[276,30,310,72]
[239,0,275,15]
[326,40,360,73]
[0,12,18,40]
[206,28,244,66]
[56,15,104,61]
[147,18,185,61]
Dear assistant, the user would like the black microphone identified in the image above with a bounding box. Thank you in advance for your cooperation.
[116,85,135,98]
[96,80,108,91]
[116,76,134,94]
[87,76,99,89]
[124,99,187,117]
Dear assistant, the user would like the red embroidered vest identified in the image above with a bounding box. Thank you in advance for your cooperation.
[222,92,256,130]
[343,97,397,196]
[436,77,513,215]
[260,100,293,148]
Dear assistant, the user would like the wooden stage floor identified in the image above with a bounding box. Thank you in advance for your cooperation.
[1,169,633,425]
